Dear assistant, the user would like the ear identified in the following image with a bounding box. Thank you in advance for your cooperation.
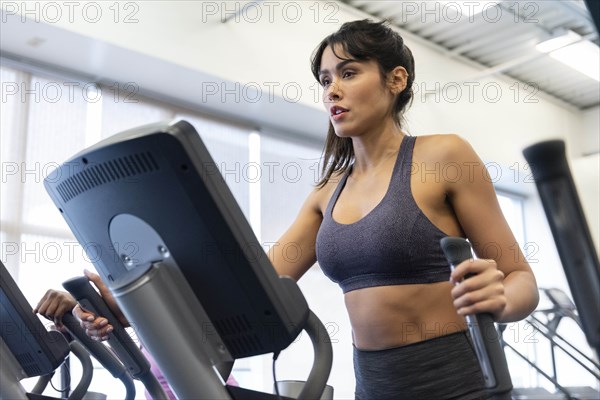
[387,66,408,95]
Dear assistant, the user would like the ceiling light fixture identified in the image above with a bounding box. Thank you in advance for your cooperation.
[536,30,600,81]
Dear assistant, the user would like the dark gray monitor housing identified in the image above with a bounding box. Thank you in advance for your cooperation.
[43,120,331,398]
[1,260,69,377]
[44,120,308,358]
[1,260,70,398]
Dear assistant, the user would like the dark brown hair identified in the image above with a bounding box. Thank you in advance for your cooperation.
[311,19,415,188]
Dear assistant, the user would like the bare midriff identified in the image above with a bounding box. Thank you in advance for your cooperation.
[344,281,467,350]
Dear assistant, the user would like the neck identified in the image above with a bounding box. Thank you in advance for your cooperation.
[351,121,405,175]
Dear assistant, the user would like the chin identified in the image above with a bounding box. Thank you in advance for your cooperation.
[334,130,361,140]
[332,125,356,138]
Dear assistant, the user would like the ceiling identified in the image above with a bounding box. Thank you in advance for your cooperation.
[340,0,599,110]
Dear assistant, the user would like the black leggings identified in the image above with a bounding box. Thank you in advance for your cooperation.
[353,331,489,400]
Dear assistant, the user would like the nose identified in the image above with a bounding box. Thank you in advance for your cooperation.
[324,81,341,103]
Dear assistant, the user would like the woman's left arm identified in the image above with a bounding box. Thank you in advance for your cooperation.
[442,135,539,323]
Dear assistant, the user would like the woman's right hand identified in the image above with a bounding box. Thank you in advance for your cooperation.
[72,269,130,341]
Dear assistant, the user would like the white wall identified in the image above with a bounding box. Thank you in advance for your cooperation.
[572,153,600,253]
[2,1,599,396]
[581,106,600,155]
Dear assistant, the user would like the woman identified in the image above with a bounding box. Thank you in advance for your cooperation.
[268,19,539,399]
[39,19,538,399]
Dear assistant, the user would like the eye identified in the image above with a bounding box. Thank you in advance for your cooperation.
[342,70,355,79]
[320,77,331,87]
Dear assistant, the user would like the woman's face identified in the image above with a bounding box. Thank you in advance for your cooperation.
[318,44,397,138]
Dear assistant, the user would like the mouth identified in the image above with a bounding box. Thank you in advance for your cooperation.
[330,106,349,119]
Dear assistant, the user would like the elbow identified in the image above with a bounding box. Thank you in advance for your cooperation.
[527,271,540,315]
[516,287,539,321]
[499,272,539,323]
[514,270,540,320]
[529,283,540,315]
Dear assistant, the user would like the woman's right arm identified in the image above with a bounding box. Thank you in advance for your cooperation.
[268,188,324,281]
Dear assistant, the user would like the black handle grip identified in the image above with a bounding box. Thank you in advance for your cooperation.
[62,276,150,378]
[440,237,513,398]
[440,237,473,267]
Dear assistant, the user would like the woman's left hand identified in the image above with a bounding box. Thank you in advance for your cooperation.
[450,258,507,320]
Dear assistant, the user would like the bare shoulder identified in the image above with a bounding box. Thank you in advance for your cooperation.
[413,134,487,195]
[413,133,478,163]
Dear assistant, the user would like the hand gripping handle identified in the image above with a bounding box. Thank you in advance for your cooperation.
[440,237,513,399]
[62,276,149,378]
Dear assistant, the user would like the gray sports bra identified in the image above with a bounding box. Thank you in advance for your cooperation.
[315,136,451,293]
